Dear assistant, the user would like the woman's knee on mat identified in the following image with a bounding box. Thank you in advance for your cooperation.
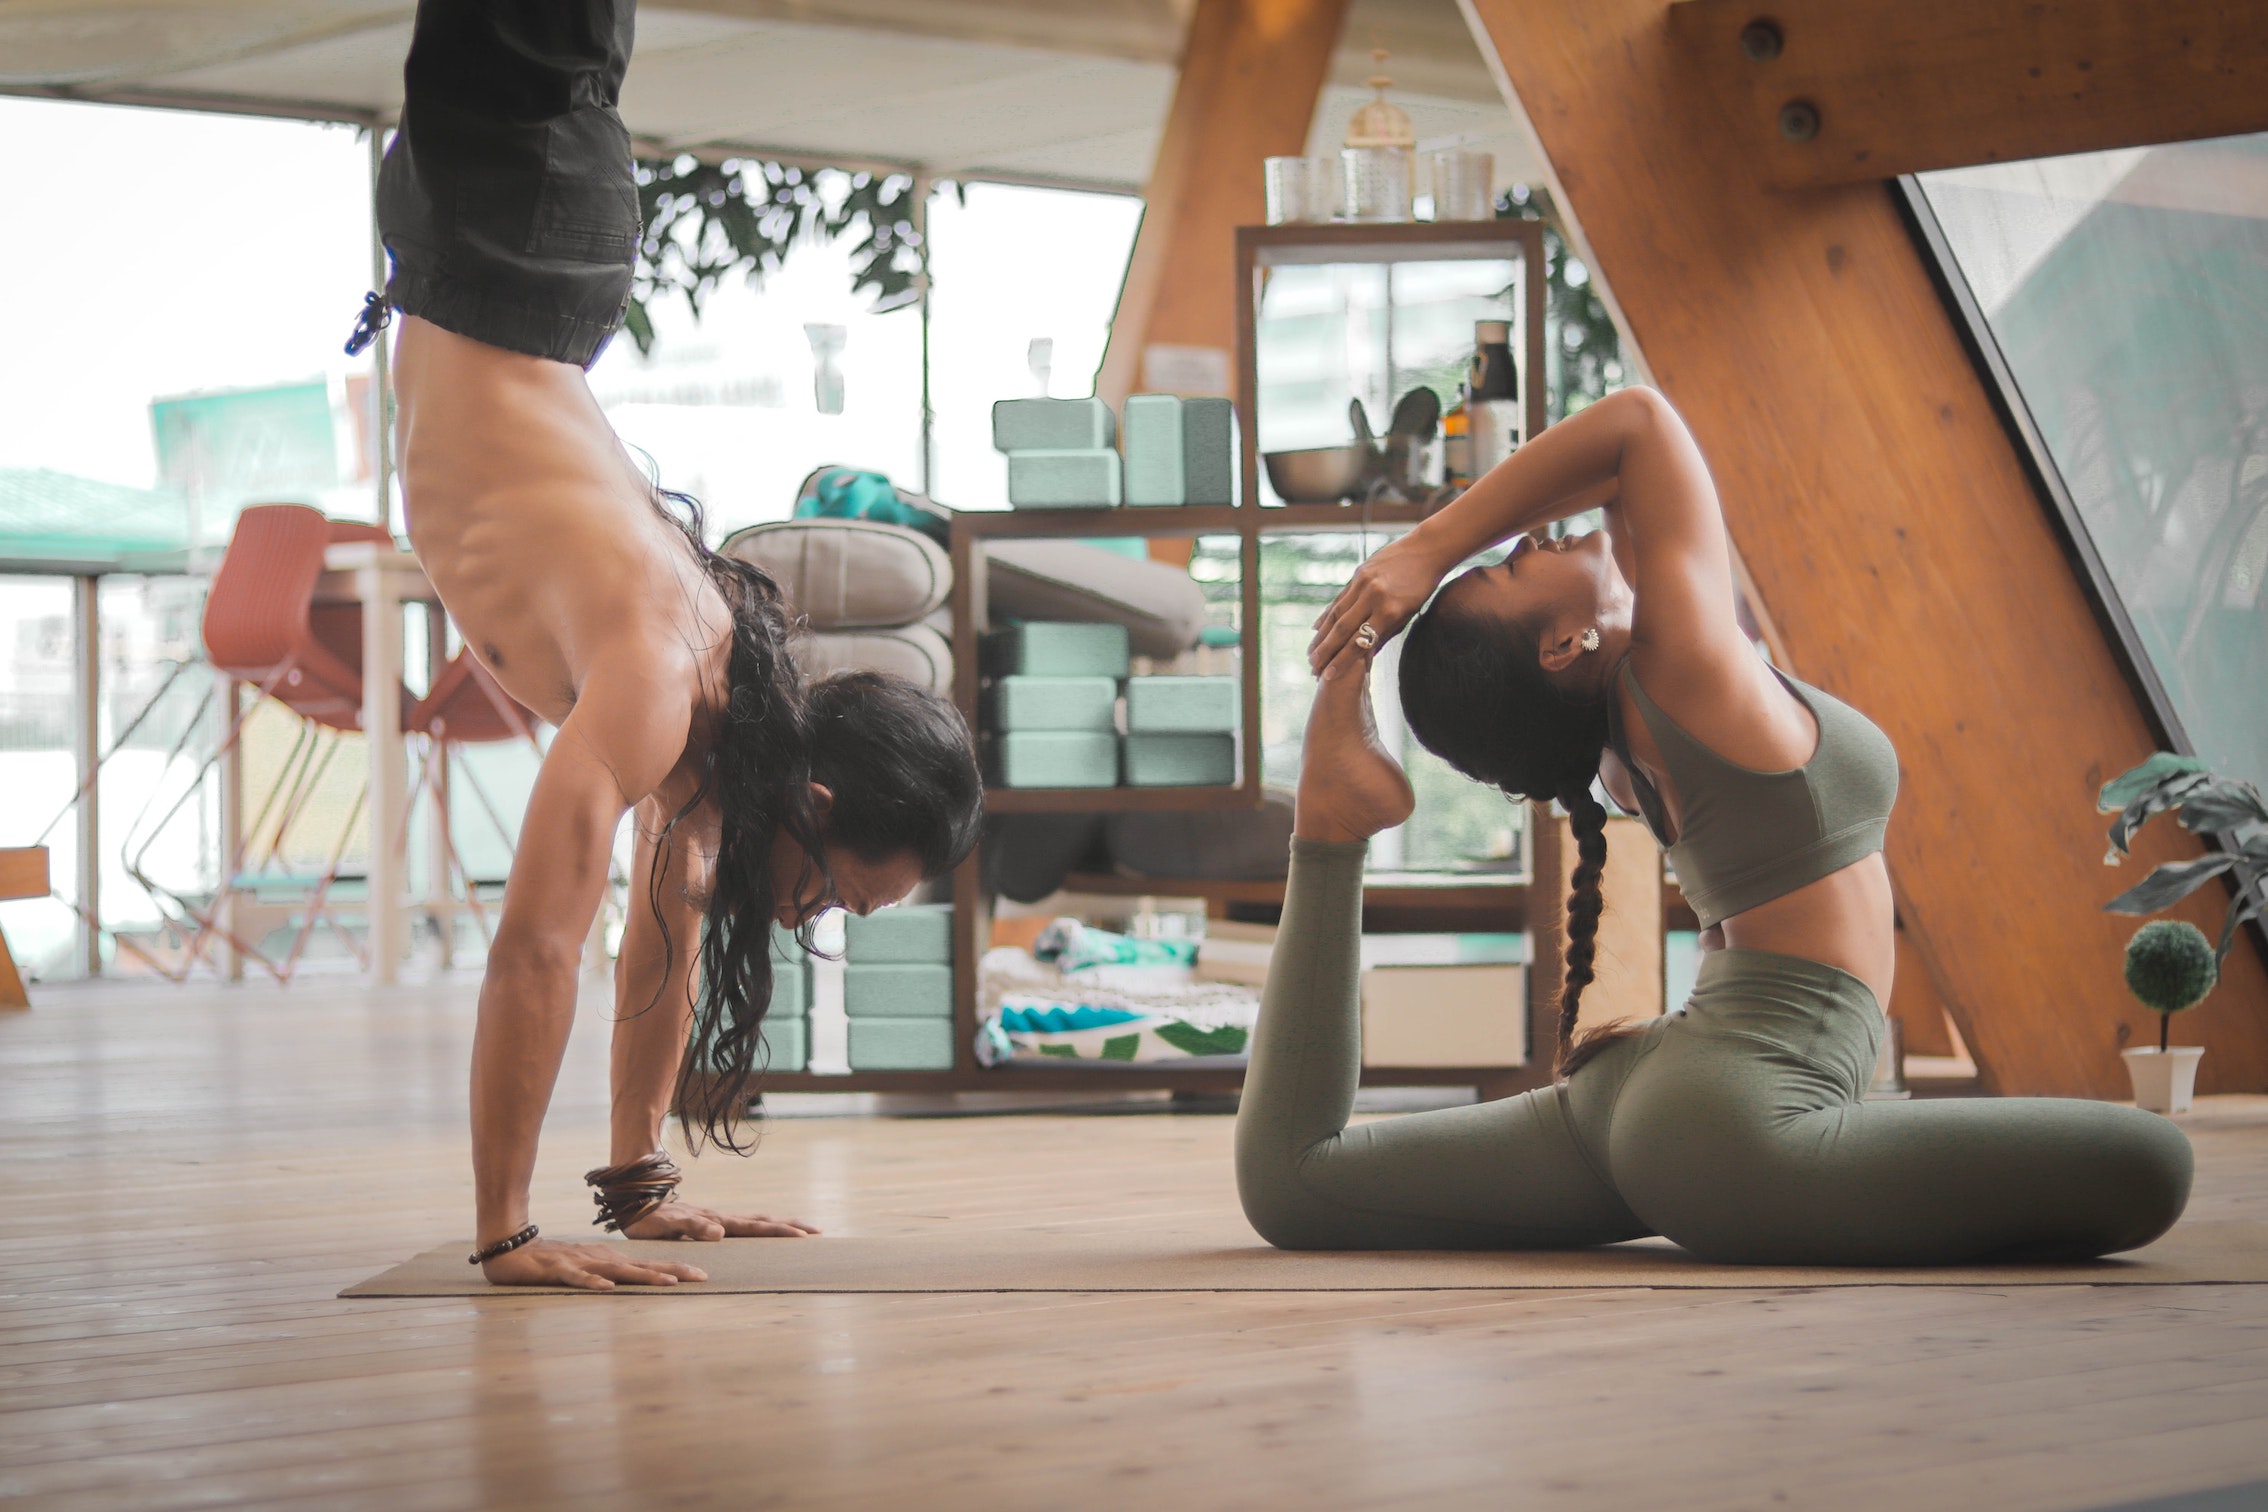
[2051,1104,2193,1254]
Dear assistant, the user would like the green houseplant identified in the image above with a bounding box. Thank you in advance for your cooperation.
[2120,919,2217,1112]
[2098,752,2268,1111]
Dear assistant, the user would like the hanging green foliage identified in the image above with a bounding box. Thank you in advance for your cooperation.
[625,155,943,356]
[1496,183,1627,422]
[2098,751,2268,961]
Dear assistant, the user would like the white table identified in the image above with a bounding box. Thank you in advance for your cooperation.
[321,541,438,986]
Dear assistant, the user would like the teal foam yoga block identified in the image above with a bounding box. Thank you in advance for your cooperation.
[768,960,811,1020]
[1182,397,1235,506]
[1123,394,1186,507]
[848,1017,955,1071]
[992,397,1115,453]
[987,730,1119,789]
[845,903,953,964]
[983,622,1131,679]
[1008,449,1122,508]
[1124,731,1236,787]
[844,963,954,1018]
[986,675,1118,732]
[761,1015,808,1073]
[1125,676,1239,733]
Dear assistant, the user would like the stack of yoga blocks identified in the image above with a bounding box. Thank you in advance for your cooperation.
[982,622,1130,788]
[982,622,1241,789]
[1124,671,1239,786]
[844,903,955,1071]
[994,395,1235,509]
[765,925,812,1072]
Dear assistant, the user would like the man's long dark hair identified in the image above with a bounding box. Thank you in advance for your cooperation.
[647,488,982,1152]
[1398,571,1627,1079]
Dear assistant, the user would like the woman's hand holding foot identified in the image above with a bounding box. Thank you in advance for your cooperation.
[623,1200,821,1240]
[1294,640,1415,844]
[1308,534,1451,673]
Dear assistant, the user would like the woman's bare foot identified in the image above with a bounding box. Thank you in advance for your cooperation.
[1294,641,1416,843]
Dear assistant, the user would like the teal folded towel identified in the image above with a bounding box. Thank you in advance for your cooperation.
[986,675,1119,733]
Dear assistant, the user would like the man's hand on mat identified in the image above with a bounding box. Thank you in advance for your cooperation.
[482,1239,710,1290]
[622,1200,822,1241]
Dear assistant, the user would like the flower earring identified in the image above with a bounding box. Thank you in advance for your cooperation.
[1580,628,1602,653]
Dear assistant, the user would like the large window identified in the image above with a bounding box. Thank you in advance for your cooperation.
[1914,135,2268,793]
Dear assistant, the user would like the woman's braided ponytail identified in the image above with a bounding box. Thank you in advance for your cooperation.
[1399,574,1643,1085]
[1554,779,1613,1077]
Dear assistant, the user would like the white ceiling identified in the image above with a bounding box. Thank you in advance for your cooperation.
[0,0,1539,193]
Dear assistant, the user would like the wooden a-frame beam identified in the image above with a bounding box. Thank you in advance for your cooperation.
[1096,0,1350,412]
[1457,0,2268,1096]
[1668,0,2268,190]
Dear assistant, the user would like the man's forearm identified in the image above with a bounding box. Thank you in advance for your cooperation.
[469,938,583,1242]
[609,921,697,1165]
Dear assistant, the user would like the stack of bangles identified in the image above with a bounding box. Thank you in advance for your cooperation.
[583,1150,683,1233]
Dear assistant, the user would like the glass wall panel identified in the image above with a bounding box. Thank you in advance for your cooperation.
[1917,134,2268,792]
[926,183,1143,509]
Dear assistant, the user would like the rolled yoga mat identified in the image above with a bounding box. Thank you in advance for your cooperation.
[344,1216,2268,1297]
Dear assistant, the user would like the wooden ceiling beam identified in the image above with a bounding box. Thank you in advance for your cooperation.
[1096,0,1351,414]
[1457,0,2268,1096]
[1667,0,2268,190]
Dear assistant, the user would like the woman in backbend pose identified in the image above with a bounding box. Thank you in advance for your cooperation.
[1237,385,2190,1264]
[355,0,981,1288]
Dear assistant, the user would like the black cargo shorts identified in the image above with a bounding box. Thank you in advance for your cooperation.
[365,0,642,368]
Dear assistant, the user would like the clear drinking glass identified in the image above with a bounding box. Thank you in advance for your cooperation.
[1341,147,1412,223]
[1266,156,1341,223]
[1428,150,1495,221]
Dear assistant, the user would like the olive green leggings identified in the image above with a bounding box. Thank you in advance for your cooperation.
[1235,840,2194,1265]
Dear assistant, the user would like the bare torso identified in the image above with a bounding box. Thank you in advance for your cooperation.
[392,316,730,759]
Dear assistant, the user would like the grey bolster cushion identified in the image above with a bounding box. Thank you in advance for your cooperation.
[793,624,953,696]
[720,519,951,630]
[983,539,1208,659]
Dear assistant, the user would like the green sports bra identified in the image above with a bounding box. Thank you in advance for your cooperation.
[1605,656,1898,930]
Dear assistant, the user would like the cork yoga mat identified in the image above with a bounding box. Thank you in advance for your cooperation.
[343,1218,2268,1296]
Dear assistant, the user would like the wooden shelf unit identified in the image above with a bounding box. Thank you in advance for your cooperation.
[798,219,1555,1097]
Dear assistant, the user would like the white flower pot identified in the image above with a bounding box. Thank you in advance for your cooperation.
[2121,1045,2205,1114]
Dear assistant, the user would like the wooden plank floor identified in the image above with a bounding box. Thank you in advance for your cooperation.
[3,975,2267,1511]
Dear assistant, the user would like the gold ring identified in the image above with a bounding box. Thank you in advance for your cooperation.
[1354,622,1378,650]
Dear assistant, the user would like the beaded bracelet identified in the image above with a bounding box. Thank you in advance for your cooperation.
[469,1223,539,1266]
[584,1150,683,1233]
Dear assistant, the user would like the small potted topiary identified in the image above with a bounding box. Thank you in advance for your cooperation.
[2098,752,2268,1111]
[2120,920,2215,1112]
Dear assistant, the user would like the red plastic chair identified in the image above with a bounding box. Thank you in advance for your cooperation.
[111,507,415,980]
[403,651,543,949]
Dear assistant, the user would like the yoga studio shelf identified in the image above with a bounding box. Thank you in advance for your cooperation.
[705,220,1559,1104]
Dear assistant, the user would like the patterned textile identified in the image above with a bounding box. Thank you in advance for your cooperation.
[976,947,1258,1066]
